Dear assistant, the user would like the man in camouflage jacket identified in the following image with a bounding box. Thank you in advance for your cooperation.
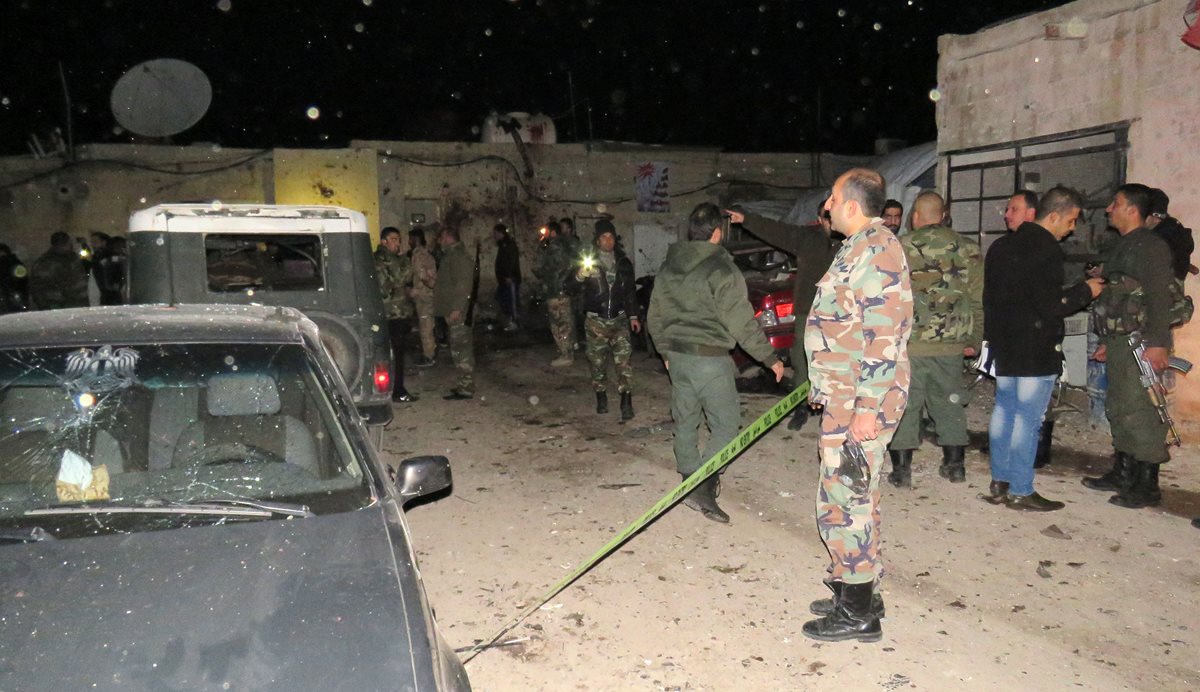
[802,168,912,644]
[533,222,577,366]
[375,227,418,402]
[29,231,88,310]
[887,191,983,487]
[409,227,438,366]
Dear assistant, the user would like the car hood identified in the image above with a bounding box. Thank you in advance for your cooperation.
[0,505,443,690]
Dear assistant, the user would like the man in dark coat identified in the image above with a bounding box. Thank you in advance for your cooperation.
[30,231,88,310]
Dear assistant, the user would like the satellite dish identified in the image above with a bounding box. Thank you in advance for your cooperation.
[110,58,212,137]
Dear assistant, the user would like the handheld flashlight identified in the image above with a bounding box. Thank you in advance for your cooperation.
[582,255,595,271]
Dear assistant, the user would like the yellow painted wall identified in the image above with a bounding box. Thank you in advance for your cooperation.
[274,148,381,242]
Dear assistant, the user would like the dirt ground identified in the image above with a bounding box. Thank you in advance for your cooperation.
[390,332,1200,691]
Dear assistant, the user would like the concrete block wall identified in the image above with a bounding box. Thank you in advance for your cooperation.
[937,0,1200,428]
[0,144,271,260]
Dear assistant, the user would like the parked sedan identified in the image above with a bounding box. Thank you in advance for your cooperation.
[729,244,798,370]
[0,304,470,690]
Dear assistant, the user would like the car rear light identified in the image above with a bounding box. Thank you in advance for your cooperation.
[756,307,779,328]
[373,362,391,394]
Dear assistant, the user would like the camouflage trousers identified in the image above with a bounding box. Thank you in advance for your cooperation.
[447,316,475,395]
[890,354,968,450]
[547,295,575,358]
[816,404,897,585]
[413,293,436,360]
[584,314,633,393]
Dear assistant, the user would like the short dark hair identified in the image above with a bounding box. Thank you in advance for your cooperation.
[493,223,508,235]
[1035,186,1084,221]
[815,194,831,217]
[546,221,561,235]
[1115,183,1152,220]
[380,226,402,241]
[1014,189,1039,209]
[687,203,724,241]
[559,217,574,230]
[409,227,426,246]
[882,198,903,214]
[50,231,72,248]
[842,168,887,218]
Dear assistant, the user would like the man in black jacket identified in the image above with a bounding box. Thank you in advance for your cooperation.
[570,220,641,419]
[981,186,1104,511]
[493,223,522,331]
[726,199,839,430]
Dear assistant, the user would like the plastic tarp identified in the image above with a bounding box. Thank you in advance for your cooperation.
[741,142,937,226]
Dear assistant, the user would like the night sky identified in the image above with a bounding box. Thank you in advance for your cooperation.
[1,0,1064,156]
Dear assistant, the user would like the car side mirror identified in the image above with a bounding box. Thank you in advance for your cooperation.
[394,455,452,505]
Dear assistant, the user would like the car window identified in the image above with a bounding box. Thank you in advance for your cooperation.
[0,342,372,539]
[205,233,324,292]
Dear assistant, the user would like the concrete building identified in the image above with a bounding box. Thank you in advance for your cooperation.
[937,0,1200,427]
[0,141,852,321]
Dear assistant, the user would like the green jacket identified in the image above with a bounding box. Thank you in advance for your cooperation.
[647,241,779,366]
[901,224,983,356]
[374,246,414,320]
[433,241,473,317]
[1095,227,1173,348]
[29,248,89,310]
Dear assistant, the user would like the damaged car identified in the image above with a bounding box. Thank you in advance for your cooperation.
[0,304,470,690]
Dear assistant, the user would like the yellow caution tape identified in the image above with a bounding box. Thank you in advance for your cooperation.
[463,381,810,662]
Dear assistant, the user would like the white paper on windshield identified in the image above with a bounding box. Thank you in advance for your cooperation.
[57,449,94,488]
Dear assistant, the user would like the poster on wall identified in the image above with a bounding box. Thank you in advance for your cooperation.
[634,162,670,213]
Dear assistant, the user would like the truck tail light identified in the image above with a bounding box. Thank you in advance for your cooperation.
[374,362,391,394]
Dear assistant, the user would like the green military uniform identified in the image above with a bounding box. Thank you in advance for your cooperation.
[890,224,982,450]
[648,240,780,477]
[433,240,475,396]
[1093,227,1173,464]
[29,248,89,310]
[805,221,912,585]
[533,237,576,360]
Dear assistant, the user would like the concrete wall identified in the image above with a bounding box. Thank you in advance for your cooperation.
[0,140,837,321]
[0,144,271,260]
[937,0,1200,426]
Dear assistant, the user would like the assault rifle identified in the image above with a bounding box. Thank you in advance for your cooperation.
[465,239,482,326]
[1129,331,1193,446]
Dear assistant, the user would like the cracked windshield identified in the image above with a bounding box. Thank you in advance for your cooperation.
[0,341,372,540]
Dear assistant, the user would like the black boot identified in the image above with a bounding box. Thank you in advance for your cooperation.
[979,480,1010,505]
[887,449,912,488]
[1082,452,1132,492]
[938,445,966,483]
[1109,460,1163,509]
[596,391,608,414]
[808,580,886,617]
[620,392,634,421]
[801,582,883,643]
[680,474,729,524]
[1033,419,1054,469]
[787,406,810,431]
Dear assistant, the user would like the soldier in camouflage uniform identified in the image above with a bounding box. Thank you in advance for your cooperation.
[1084,184,1175,509]
[29,232,89,310]
[375,227,418,402]
[888,191,983,487]
[533,222,577,366]
[409,227,438,366]
[802,168,912,643]
[434,227,476,400]
[568,220,641,419]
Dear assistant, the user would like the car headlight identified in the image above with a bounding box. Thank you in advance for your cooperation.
[756,308,778,328]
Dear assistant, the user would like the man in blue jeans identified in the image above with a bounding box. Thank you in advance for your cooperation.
[980,186,1104,510]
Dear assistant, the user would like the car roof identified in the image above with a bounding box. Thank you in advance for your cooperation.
[129,204,369,234]
[0,304,314,349]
